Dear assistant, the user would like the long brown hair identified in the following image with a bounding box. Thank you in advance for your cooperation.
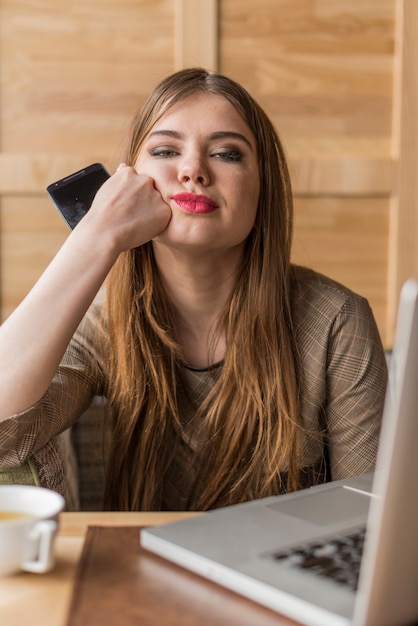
[103,68,301,510]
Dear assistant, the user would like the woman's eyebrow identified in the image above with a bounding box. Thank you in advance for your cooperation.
[148,130,182,140]
[209,131,254,150]
[147,129,254,151]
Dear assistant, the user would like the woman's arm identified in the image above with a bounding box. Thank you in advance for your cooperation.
[325,295,388,479]
[291,267,388,483]
[0,165,171,420]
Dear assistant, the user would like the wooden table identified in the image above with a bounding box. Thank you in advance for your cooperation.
[0,512,297,626]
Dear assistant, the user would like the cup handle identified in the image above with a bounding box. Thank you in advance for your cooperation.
[22,520,58,573]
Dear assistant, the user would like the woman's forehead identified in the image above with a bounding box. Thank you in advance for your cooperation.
[149,92,256,142]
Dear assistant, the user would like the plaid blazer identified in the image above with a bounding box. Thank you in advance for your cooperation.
[0,267,388,510]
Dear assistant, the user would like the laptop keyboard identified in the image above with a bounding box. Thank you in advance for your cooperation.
[272,527,366,591]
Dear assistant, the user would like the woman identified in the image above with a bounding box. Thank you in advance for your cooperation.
[0,68,387,511]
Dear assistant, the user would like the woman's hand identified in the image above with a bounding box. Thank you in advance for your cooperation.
[82,163,172,254]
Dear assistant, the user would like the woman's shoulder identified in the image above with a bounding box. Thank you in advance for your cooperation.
[289,265,376,337]
[290,265,369,313]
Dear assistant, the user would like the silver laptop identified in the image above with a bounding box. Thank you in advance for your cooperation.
[141,278,418,626]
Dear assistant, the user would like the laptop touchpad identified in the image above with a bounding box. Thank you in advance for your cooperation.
[267,486,370,526]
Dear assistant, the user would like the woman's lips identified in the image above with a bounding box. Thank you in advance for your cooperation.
[172,193,219,214]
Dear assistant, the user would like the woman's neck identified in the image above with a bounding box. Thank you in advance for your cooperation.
[153,245,241,368]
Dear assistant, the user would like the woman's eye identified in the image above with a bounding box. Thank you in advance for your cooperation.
[212,150,242,162]
[150,148,178,158]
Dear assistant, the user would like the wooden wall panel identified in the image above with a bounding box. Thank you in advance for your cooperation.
[219,0,395,153]
[292,196,389,343]
[219,0,396,343]
[1,197,68,318]
[0,0,175,319]
[1,0,414,350]
[174,0,218,70]
[0,0,174,156]
[387,0,418,334]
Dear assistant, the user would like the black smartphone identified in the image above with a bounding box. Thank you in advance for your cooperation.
[46,162,110,230]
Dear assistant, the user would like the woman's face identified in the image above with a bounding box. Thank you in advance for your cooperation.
[134,92,260,257]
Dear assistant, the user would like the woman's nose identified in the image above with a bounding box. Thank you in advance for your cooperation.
[178,155,210,186]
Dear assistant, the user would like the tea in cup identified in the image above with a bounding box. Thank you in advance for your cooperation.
[0,484,65,576]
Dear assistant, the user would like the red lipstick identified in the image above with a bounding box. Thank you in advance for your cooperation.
[172,193,219,214]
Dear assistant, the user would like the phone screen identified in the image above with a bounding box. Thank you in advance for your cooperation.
[47,163,110,229]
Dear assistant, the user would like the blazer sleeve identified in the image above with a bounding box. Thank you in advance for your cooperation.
[291,267,388,483]
[0,295,107,469]
[324,293,388,479]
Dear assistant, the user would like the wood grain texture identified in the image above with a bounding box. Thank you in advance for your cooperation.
[0,512,200,626]
[0,0,175,155]
[219,0,395,150]
[1,196,69,319]
[0,0,175,320]
[0,0,407,346]
[387,0,418,338]
[292,196,389,343]
[174,0,219,70]
[66,526,298,626]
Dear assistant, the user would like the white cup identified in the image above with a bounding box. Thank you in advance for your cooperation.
[0,484,65,576]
